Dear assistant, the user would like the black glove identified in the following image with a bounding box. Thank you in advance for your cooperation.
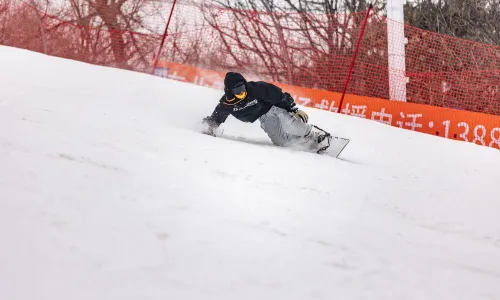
[202,116,220,136]
[281,92,297,112]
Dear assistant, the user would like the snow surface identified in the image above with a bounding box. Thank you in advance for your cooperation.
[1,46,500,300]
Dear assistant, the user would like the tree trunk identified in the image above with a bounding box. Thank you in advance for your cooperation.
[94,1,129,68]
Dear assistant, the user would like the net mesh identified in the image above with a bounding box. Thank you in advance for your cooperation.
[0,0,499,115]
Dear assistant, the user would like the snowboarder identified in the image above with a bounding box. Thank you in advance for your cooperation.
[201,72,333,154]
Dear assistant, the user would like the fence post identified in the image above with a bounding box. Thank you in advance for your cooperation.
[387,0,407,101]
[338,4,373,113]
[152,0,178,75]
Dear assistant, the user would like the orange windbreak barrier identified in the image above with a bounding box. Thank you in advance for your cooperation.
[156,61,500,150]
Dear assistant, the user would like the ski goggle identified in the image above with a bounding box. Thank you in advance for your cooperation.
[232,82,247,99]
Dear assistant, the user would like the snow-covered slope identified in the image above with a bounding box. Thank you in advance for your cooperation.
[1,46,499,300]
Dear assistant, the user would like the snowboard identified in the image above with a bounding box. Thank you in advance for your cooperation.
[322,135,350,158]
[202,128,350,159]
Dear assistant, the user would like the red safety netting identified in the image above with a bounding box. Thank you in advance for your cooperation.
[0,0,177,72]
[1,0,499,115]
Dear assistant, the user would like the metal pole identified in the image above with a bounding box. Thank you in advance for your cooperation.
[152,0,178,75]
[338,4,373,113]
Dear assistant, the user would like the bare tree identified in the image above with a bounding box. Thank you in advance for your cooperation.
[0,0,12,43]
[26,0,51,54]
[54,0,164,69]
[405,0,500,46]
[201,0,383,91]
[0,1,44,51]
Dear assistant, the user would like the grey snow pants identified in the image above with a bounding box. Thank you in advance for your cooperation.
[259,106,312,146]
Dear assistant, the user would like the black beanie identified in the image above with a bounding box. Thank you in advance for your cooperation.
[224,72,246,88]
[224,72,247,98]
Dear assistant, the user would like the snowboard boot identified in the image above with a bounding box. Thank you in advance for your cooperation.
[305,125,332,154]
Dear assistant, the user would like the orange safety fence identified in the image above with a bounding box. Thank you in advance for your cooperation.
[154,2,500,115]
[156,61,500,150]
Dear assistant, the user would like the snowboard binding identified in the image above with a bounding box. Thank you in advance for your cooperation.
[306,125,332,154]
[316,133,332,154]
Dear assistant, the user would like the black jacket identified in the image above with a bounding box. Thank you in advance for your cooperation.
[204,81,297,128]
